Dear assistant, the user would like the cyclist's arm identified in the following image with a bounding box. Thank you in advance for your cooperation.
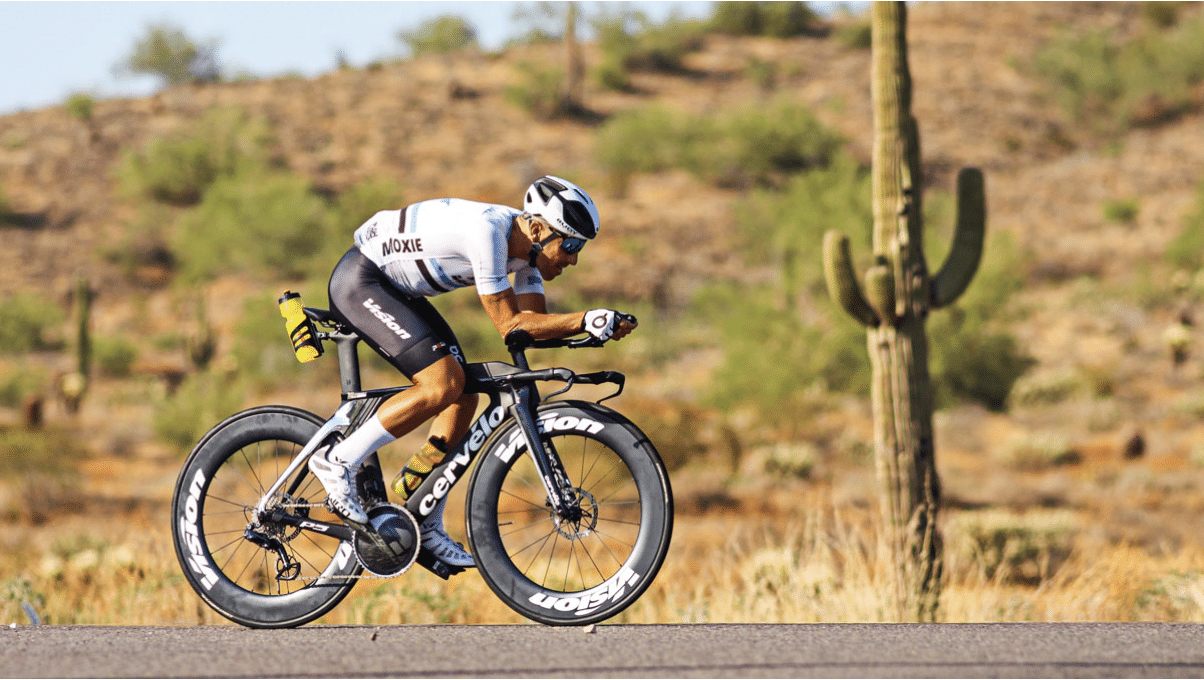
[480,289,585,341]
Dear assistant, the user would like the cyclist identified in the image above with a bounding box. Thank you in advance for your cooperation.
[308,176,637,568]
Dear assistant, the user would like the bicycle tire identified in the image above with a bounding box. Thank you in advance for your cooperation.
[171,406,361,628]
[466,400,673,626]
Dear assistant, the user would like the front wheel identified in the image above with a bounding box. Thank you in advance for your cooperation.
[466,401,673,626]
[171,406,361,628]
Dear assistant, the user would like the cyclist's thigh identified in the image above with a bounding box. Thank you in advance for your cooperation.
[327,248,462,378]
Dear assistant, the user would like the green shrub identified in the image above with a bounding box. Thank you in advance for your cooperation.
[593,12,707,75]
[153,373,245,451]
[65,93,95,121]
[1102,197,1140,224]
[504,61,570,119]
[596,98,844,189]
[1166,179,1204,270]
[735,154,873,288]
[0,292,65,352]
[115,22,221,86]
[398,15,477,57]
[118,106,273,206]
[834,18,872,50]
[928,232,1034,411]
[94,337,139,378]
[708,2,819,38]
[700,280,870,427]
[0,367,44,408]
[1031,13,1204,133]
[173,171,329,282]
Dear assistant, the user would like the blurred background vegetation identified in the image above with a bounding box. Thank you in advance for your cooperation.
[4,1,1204,625]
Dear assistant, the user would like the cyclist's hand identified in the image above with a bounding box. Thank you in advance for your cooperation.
[582,309,638,343]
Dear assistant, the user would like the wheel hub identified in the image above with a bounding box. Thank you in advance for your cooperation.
[554,488,599,539]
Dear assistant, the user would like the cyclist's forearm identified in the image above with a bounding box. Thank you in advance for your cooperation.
[503,310,588,341]
[480,290,586,341]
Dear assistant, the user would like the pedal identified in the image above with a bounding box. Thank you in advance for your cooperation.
[416,550,467,580]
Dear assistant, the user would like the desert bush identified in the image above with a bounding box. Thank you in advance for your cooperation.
[707,2,820,38]
[1166,179,1204,271]
[596,98,844,190]
[735,154,872,286]
[699,280,870,429]
[1031,12,1204,133]
[1003,431,1082,470]
[398,15,477,57]
[0,292,65,352]
[64,93,95,122]
[833,16,872,50]
[504,61,571,120]
[173,171,328,282]
[153,372,245,451]
[1102,197,1140,224]
[118,106,273,206]
[928,231,1034,411]
[93,337,139,378]
[948,509,1078,584]
[114,22,221,87]
[593,11,707,76]
[0,366,44,408]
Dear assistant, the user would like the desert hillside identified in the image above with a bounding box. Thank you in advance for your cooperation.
[4,2,1204,624]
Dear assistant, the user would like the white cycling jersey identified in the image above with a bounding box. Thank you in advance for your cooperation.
[353,198,544,298]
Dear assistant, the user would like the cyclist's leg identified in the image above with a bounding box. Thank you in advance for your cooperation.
[326,248,467,455]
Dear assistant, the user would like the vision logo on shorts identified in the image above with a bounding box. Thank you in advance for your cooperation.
[362,298,412,339]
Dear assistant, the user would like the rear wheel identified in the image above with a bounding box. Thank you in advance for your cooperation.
[171,406,360,628]
[466,401,673,626]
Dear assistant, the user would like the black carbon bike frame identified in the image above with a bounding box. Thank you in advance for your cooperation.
[249,308,624,579]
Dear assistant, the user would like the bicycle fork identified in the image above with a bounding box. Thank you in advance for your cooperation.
[507,384,581,522]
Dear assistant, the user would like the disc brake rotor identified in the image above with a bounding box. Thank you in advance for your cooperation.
[554,488,599,539]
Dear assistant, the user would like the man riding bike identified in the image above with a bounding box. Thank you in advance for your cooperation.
[308,175,637,568]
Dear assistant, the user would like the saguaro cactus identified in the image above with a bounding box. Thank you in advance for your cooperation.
[821,1,986,621]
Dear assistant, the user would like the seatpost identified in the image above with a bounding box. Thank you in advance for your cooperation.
[329,332,362,395]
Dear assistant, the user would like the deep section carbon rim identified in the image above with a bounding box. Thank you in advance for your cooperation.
[497,433,644,593]
[172,407,360,628]
[200,438,346,595]
[468,402,672,625]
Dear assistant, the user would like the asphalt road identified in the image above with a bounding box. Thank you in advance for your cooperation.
[3,623,1204,678]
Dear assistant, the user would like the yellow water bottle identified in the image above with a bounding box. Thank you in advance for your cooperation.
[278,291,323,363]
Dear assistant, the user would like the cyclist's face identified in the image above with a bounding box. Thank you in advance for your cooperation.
[533,220,580,281]
[539,236,579,281]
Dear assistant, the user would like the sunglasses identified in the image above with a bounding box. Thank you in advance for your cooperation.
[557,235,587,254]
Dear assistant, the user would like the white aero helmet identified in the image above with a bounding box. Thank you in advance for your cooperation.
[523,175,600,241]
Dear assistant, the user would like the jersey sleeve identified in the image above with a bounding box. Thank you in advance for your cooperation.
[471,215,517,296]
[512,264,545,296]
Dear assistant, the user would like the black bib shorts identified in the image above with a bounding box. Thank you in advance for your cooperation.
[327,247,465,379]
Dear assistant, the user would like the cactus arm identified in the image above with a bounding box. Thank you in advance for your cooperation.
[823,230,880,327]
[930,167,986,308]
[865,261,896,326]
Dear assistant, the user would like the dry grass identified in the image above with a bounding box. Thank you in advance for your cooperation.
[4,478,1204,627]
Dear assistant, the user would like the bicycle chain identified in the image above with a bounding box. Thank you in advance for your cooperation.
[266,501,411,581]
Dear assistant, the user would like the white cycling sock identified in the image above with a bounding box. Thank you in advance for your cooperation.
[328,415,397,467]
